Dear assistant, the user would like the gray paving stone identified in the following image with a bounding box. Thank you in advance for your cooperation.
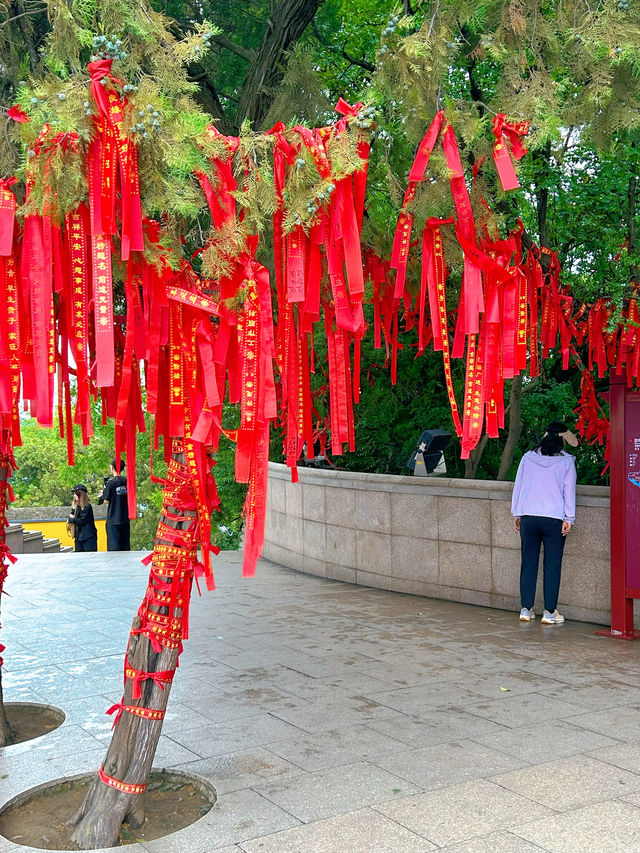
[199,847,244,853]
[175,747,304,794]
[374,779,554,847]
[4,551,640,853]
[621,790,640,808]
[0,757,57,803]
[168,714,305,759]
[536,681,640,710]
[372,739,527,790]
[143,789,301,852]
[2,722,105,758]
[462,692,586,728]
[267,695,402,733]
[265,723,409,771]
[200,847,244,853]
[148,734,203,767]
[471,719,620,763]
[239,809,435,853]
[367,707,507,748]
[491,755,640,811]
[46,748,105,777]
[587,740,640,774]
[514,799,640,852]
[566,705,640,741]
[160,702,234,734]
[318,672,396,696]
[449,669,567,699]
[365,681,489,715]
[254,761,421,823]
[438,832,546,852]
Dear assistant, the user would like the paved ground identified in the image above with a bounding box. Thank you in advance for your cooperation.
[1,552,640,852]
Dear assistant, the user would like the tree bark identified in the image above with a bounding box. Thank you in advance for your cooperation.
[188,65,231,133]
[236,0,326,130]
[0,670,11,747]
[497,375,523,480]
[627,145,638,286]
[533,140,551,248]
[463,432,489,479]
[9,1,41,71]
[0,463,13,747]
[70,444,198,849]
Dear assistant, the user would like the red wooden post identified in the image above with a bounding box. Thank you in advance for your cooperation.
[595,374,640,639]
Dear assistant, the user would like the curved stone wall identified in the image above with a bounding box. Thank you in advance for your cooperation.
[263,462,612,625]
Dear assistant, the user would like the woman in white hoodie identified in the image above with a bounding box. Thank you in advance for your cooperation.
[511,421,578,625]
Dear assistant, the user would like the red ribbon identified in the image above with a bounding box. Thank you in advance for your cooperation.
[491,114,529,192]
[0,178,17,257]
[124,659,175,700]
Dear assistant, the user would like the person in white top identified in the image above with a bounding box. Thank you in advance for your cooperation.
[511,421,578,625]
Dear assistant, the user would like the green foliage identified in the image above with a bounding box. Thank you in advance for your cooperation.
[12,418,113,506]
[518,136,640,305]
[12,410,245,550]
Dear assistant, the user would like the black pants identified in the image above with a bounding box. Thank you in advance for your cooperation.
[520,515,566,612]
[106,522,131,551]
[75,535,97,552]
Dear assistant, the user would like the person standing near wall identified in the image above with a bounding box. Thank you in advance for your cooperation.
[69,484,98,552]
[511,421,578,625]
[98,458,131,551]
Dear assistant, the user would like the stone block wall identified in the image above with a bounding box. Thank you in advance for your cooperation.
[263,462,612,625]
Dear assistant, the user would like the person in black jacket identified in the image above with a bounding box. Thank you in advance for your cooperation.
[98,458,131,551]
[69,484,98,552]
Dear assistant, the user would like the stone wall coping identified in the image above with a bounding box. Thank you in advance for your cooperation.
[268,462,609,506]
[7,504,108,521]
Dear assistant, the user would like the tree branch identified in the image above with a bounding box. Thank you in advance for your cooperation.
[0,3,46,27]
[342,45,374,72]
[187,64,229,131]
[211,33,256,63]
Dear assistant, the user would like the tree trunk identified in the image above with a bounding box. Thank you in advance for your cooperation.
[0,670,12,747]
[70,441,199,849]
[9,1,40,71]
[533,140,551,248]
[497,375,523,480]
[463,432,489,479]
[236,0,325,129]
[627,146,638,286]
[0,462,13,747]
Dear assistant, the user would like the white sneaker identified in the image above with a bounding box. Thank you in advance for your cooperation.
[519,607,535,622]
[541,609,565,624]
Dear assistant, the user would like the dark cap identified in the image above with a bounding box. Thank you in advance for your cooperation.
[72,484,88,494]
[545,421,578,447]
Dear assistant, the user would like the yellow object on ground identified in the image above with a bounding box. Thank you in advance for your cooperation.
[22,519,108,551]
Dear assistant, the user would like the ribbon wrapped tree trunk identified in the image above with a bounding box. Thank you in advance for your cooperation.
[0,460,11,747]
[0,431,17,747]
[70,440,198,848]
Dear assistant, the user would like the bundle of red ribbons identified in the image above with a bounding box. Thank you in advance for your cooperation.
[381,110,632,458]
[0,76,631,646]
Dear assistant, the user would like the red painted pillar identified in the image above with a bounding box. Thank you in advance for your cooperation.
[596,375,640,638]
